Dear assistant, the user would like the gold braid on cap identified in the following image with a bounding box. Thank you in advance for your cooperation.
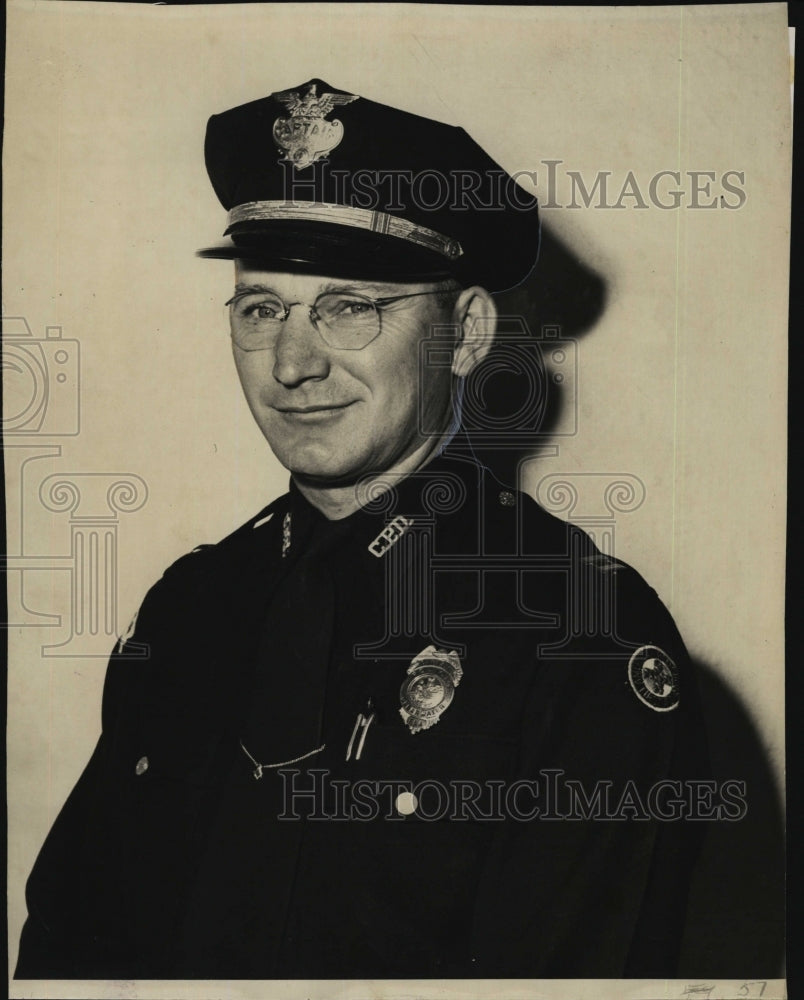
[227,201,463,260]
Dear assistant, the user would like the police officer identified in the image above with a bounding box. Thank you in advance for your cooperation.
[16,80,709,980]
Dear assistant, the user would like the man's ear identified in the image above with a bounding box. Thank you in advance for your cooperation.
[451,286,497,378]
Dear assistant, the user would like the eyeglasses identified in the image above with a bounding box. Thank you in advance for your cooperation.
[225,288,447,351]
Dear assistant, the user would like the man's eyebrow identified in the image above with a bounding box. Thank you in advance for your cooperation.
[232,281,407,296]
[318,280,409,296]
[232,282,277,295]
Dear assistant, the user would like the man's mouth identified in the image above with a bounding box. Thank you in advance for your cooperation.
[274,402,356,421]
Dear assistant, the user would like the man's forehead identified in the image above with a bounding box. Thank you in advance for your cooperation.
[232,265,434,296]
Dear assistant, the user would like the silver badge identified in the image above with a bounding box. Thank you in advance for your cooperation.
[627,644,680,712]
[272,82,358,169]
[400,645,463,734]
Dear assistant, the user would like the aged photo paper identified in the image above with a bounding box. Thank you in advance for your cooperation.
[5,2,790,998]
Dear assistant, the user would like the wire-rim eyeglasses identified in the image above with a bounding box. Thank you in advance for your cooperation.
[225,288,448,351]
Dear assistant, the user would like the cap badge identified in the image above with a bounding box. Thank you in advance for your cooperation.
[627,644,680,712]
[400,645,463,734]
[272,82,358,169]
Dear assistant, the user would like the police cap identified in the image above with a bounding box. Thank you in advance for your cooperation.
[199,79,540,292]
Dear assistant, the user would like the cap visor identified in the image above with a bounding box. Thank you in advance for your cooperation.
[196,220,455,282]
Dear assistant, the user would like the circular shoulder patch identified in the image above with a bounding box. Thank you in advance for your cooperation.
[627,645,680,712]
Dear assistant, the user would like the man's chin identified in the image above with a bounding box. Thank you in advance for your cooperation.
[271,445,366,488]
[291,469,365,491]
[271,434,442,492]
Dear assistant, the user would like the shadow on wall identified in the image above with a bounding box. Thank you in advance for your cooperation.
[462,222,785,978]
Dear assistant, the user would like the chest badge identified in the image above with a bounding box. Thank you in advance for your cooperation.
[272,83,358,169]
[400,645,463,734]
[627,644,680,712]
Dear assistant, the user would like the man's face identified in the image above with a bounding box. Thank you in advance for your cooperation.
[230,265,458,484]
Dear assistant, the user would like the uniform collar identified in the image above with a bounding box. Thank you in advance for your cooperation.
[284,447,488,557]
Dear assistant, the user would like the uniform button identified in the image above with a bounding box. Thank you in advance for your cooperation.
[498,490,516,507]
[135,756,149,776]
[395,791,418,816]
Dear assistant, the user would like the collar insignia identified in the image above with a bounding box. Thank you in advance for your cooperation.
[272,82,358,169]
[400,645,463,734]
[281,511,292,558]
[368,515,413,558]
[115,609,139,654]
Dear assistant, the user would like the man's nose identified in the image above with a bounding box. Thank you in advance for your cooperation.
[272,305,330,387]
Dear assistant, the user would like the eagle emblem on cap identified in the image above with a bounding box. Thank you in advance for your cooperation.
[272,82,358,169]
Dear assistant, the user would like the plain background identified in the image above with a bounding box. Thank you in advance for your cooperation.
[4,2,790,996]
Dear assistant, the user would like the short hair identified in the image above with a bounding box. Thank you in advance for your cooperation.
[434,278,463,310]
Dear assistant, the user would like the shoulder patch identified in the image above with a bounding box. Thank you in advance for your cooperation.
[627,644,680,712]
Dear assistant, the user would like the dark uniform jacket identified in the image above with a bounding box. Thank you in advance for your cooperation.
[16,451,709,980]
